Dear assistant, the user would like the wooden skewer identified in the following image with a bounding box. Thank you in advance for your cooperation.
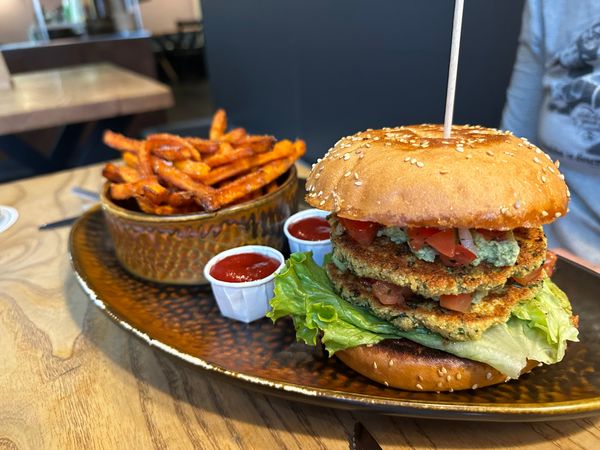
[443,0,465,139]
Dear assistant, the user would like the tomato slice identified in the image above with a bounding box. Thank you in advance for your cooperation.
[475,229,508,240]
[406,227,439,251]
[440,293,473,313]
[543,250,558,277]
[338,217,381,246]
[425,229,457,257]
[439,244,477,267]
[372,281,412,306]
[512,266,544,286]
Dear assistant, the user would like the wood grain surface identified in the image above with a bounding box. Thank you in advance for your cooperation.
[0,63,173,135]
[1,162,600,449]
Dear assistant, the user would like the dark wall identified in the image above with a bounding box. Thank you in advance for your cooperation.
[202,1,524,162]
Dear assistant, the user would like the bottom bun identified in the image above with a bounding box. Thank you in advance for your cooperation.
[336,339,538,392]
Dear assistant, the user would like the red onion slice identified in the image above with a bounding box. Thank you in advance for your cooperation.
[458,228,478,256]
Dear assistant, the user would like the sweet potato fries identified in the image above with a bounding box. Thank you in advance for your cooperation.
[101,109,305,215]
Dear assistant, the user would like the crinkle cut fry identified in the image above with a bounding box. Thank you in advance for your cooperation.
[209,109,227,140]
[103,130,144,153]
[213,153,299,209]
[154,158,218,211]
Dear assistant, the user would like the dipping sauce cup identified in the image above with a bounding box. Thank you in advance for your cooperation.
[203,245,285,323]
[284,208,332,265]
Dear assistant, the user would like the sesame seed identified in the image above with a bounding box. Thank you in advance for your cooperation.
[354,181,363,186]
[343,153,350,160]
[317,191,323,197]
[416,161,425,168]
[385,142,392,146]
[548,167,555,174]
[404,156,411,162]
[319,200,325,206]
[541,176,547,183]
[456,147,464,153]
[500,207,509,214]
[560,173,565,180]
[344,171,351,177]
[446,375,452,382]
[410,158,417,164]
[555,212,562,218]
[486,150,494,156]
[372,361,377,369]
[417,375,423,381]
[472,384,479,390]
[541,210,549,217]
[439,170,449,175]
[538,362,543,367]
[514,200,521,209]
[373,137,380,141]
[486,372,493,380]
[556,160,560,168]
[437,382,443,388]
[384,381,389,387]
[389,360,394,367]
[365,143,371,148]
[354,172,359,180]
[441,367,447,375]
[535,148,542,154]
[416,383,424,390]
[534,157,541,164]
[315,173,320,179]
[449,388,454,393]
[505,377,511,382]
[366,344,373,348]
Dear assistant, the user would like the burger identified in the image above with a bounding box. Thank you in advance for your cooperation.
[268,124,579,391]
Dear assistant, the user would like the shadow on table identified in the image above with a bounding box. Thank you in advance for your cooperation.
[63,271,597,448]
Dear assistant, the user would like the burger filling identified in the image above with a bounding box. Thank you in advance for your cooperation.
[329,214,549,315]
[268,252,579,379]
[337,216,520,268]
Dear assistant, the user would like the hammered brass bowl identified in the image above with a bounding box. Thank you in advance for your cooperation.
[100,166,297,284]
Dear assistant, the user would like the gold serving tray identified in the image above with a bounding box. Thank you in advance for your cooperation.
[69,207,600,421]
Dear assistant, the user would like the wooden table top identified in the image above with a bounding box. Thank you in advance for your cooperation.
[1,163,599,449]
[0,63,173,135]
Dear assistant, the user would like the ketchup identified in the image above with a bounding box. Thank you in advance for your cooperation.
[288,217,330,241]
[210,253,280,283]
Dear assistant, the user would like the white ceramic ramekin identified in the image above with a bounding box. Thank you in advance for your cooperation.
[203,245,285,323]
[283,208,332,266]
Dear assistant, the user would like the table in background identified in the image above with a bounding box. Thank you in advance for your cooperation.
[0,63,173,174]
[1,163,599,449]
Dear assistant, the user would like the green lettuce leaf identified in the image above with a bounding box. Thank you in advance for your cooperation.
[268,252,579,379]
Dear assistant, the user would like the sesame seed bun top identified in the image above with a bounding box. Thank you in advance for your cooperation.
[305,124,569,230]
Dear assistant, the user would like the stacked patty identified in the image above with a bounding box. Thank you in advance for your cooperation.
[326,218,548,341]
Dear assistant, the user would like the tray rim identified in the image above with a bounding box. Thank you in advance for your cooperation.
[69,206,600,421]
